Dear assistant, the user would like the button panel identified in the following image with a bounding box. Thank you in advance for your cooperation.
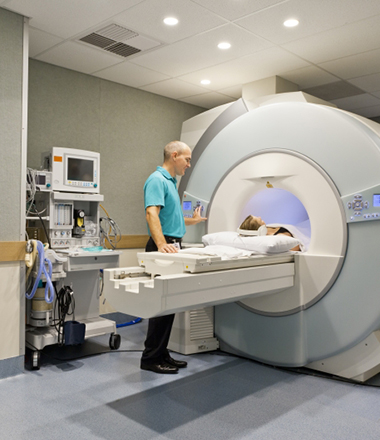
[182,196,206,218]
[342,185,380,223]
[346,193,378,221]
[194,200,205,214]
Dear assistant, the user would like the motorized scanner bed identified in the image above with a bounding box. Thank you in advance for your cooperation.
[103,252,295,318]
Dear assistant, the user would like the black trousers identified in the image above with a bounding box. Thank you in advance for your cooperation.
[141,235,182,365]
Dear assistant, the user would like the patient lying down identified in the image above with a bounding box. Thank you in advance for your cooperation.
[179,215,303,258]
[238,215,301,252]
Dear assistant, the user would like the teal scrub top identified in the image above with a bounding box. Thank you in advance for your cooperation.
[144,166,185,238]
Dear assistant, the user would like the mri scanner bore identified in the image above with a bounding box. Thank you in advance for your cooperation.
[237,190,309,252]
[105,93,380,382]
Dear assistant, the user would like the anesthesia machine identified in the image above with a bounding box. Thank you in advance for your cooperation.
[25,147,120,369]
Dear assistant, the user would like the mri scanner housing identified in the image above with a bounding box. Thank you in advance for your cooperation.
[177,93,380,381]
[104,92,380,382]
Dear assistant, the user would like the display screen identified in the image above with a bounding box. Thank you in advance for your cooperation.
[183,201,192,211]
[67,158,94,182]
[36,174,46,185]
[373,194,380,207]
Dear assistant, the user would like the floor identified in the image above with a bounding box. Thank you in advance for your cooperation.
[2,317,380,440]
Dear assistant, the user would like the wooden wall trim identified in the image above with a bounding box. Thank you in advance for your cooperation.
[106,235,149,249]
[0,236,148,261]
[0,242,26,262]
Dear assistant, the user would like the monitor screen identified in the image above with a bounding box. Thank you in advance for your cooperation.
[67,158,94,182]
[373,194,380,207]
[36,174,46,185]
[183,201,192,211]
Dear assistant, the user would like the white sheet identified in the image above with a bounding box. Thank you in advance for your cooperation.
[202,232,300,254]
[179,245,253,259]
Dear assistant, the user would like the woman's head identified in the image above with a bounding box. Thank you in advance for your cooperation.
[239,215,265,230]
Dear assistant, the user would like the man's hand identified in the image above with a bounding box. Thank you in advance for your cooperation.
[157,243,179,253]
[146,206,178,253]
[193,206,207,222]
[184,206,207,226]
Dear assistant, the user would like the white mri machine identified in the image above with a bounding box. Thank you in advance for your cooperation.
[104,92,380,382]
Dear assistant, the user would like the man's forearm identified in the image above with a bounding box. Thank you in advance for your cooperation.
[184,217,201,226]
[147,212,166,249]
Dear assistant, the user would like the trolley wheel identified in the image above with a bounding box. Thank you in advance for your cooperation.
[109,333,121,350]
[25,348,41,371]
[32,350,41,370]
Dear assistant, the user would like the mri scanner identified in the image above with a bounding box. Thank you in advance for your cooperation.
[104,92,380,382]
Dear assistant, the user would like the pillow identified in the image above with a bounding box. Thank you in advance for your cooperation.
[179,245,252,259]
[267,223,309,252]
[202,232,300,254]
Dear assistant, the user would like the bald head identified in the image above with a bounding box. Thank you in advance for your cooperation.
[164,141,190,162]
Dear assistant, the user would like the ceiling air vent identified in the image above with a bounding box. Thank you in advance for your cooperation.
[80,33,116,49]
[104,42,140,57]
[79,24,142,58]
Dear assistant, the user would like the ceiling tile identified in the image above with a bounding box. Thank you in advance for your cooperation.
[115,0,226,44]
[219,85,243,99]
[283,15,380,64]
[4,0,380,114]
[35,41,121,74]
[126,35,160,51]
[179,47,309,90]
[29,27,64,57]
[319,48,380,80]
[140,79,208,99]
[191,0,287,21]
[330,94,380,111]
[280,66,339,89]
[94,61,170,88]
[351,104,380,119]
[3,0,144,38]
[236,0,380,45]
[130,24,273,77]
[349,74,380,93]
[180,92,234,109]
[303,81,364,101]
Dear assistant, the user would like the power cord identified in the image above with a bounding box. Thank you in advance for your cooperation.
[53,286,75,345]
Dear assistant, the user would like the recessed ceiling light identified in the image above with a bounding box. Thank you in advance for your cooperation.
[201,79,211,85]
[163,17,178,26]
[283,18,299,27]
[218,42,231,50]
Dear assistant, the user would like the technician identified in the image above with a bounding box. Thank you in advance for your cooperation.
[141,140,207,374]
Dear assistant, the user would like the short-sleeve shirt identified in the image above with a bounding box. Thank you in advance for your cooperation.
[144,166,185,238]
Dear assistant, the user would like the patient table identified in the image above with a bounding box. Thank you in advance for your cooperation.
[104,252,295,319]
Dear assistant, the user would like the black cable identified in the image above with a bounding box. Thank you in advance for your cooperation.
[99,269,104,297]
[206,350,380,388]
[31,203,51,249]
[53,286,75,345]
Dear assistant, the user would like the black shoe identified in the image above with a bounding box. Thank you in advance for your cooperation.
[140,362,178,374]
[164,355,188,369]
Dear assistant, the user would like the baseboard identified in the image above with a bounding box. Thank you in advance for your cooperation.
[0,355,24,379]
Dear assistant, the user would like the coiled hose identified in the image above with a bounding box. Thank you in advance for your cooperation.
[25,240,55,304]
